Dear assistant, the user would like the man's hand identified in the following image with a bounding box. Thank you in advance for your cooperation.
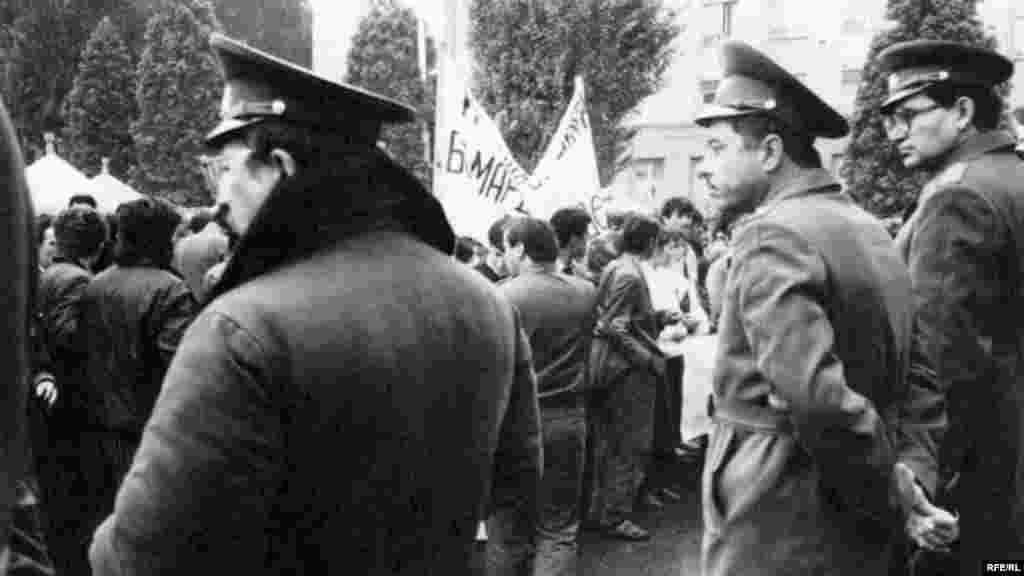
[34,375,57,406]
[895,462,959,552]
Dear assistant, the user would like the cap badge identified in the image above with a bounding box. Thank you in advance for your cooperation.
[271,99,286,115]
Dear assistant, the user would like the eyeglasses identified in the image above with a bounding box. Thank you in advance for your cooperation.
[882,103,943,134]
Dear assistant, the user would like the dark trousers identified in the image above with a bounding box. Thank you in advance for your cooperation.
[586,369,657,526]
[35,427,108,576]
[534,403,586,576]
[487,401,586,576]
[648,356,684,490]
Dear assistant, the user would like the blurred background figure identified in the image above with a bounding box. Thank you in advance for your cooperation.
[173,209,229,303]
[35,215,56,272]
[475,215,511,283]
[549,207,592,278]
[454,235,484,267]
[79,197,198,517]
[67,194,97,211]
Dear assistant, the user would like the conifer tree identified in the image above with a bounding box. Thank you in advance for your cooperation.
[65,16,136,178]
[842,0,1008,217]
[132,1,222,206]
[345,0,433,185]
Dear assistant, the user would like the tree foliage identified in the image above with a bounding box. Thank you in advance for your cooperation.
[842,0,1008,217]
[469,0,678,185]
[132,1,221,206]
[65,16,136,177]
[346,0,434,185]
[216,0,313,66]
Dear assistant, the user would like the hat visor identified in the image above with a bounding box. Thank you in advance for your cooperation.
[880,84,932,114]
[204,117,265,147]
[694,105,763,127]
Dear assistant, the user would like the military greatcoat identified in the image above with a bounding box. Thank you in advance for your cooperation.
[703,169,913,575]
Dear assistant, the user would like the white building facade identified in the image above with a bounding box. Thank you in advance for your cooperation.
[615,0,1024,215]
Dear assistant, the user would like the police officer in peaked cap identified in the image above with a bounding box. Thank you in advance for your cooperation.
[89,34,543,575]
[695,41,914,575]
[878,39,1024,571]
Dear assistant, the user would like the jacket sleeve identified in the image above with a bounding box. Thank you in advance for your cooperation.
[45,272,89,357]
[736,224,893,523]
[89,310,284,576]
[149,281,199,372]
[595,269,660,371]
[898,185,1003,497]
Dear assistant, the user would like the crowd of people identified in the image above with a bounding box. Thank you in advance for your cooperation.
[0,27,1021,576]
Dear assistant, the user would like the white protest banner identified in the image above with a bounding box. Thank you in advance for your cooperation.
[433,54,530,243]
[525,76,602,223]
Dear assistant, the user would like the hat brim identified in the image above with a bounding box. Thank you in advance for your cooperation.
[879,83,933,114]
[204,117,265,147]
[694,106,763,127]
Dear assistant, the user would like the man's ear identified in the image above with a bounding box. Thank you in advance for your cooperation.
[760,133,784,172]
[954,96,976,133]
[268,148,297,178]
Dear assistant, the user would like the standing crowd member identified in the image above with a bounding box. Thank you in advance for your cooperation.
[695,41,915,575]
[586,213,677,542]
[36,206,108,576]
[497,217,596,575]
[173,209,229,302]
[79,197,198,517]
[476,215,511,283]
[549,207,592,278]
[90,34,541,575]
[880,40,1024,571]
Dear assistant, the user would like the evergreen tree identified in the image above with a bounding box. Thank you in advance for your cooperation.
[470,0,679,184]
[842,0,1009,217]
[65,16,136,178]
[132,1,221,206]
[345,0,434,185]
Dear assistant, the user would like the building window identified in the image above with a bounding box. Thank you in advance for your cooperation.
[633,158,666,186]
[700,80,719,104]
[841,68,862,86]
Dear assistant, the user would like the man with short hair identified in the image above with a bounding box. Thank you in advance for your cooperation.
[89,34,541,575]
[36,206,108,576]
[476,215,511,283]
[548,207,591,278]
[878,40,1024,569]
[694,41,914,574]
[498,217,596,575]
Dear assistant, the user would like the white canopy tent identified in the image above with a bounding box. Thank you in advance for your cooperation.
[86,157,143,213]
[26,134,93,216]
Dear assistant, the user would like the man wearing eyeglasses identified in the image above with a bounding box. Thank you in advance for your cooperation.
[879,40,1024,572]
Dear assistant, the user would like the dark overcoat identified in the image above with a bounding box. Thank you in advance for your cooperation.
[703,169,913,575]
[895,131,1024,566]
[88,228,542,575]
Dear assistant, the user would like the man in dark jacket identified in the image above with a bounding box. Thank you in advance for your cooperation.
[89,34,542,576]
[879,40,1024,570]
[498,217,596,575]
[36,206,108,576]
[694,42,913,575]
[79,197,197,515]
[475,215,511,283]
[585,213,675,542]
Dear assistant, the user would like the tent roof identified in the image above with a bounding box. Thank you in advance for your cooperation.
[26,139,92,216]
[87,159,142,213]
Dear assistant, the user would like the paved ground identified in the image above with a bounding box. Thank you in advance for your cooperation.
[474,458,704,575]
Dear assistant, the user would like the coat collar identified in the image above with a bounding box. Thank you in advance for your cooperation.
[939,130,1017,170]
[737,168,841,227]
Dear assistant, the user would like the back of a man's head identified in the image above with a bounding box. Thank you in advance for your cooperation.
[54,206,107,262]
[115,197,182,269]
[549,207,592,250]
[620,213,661,255]
[487,215,512,252]
[505,217,559,264]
